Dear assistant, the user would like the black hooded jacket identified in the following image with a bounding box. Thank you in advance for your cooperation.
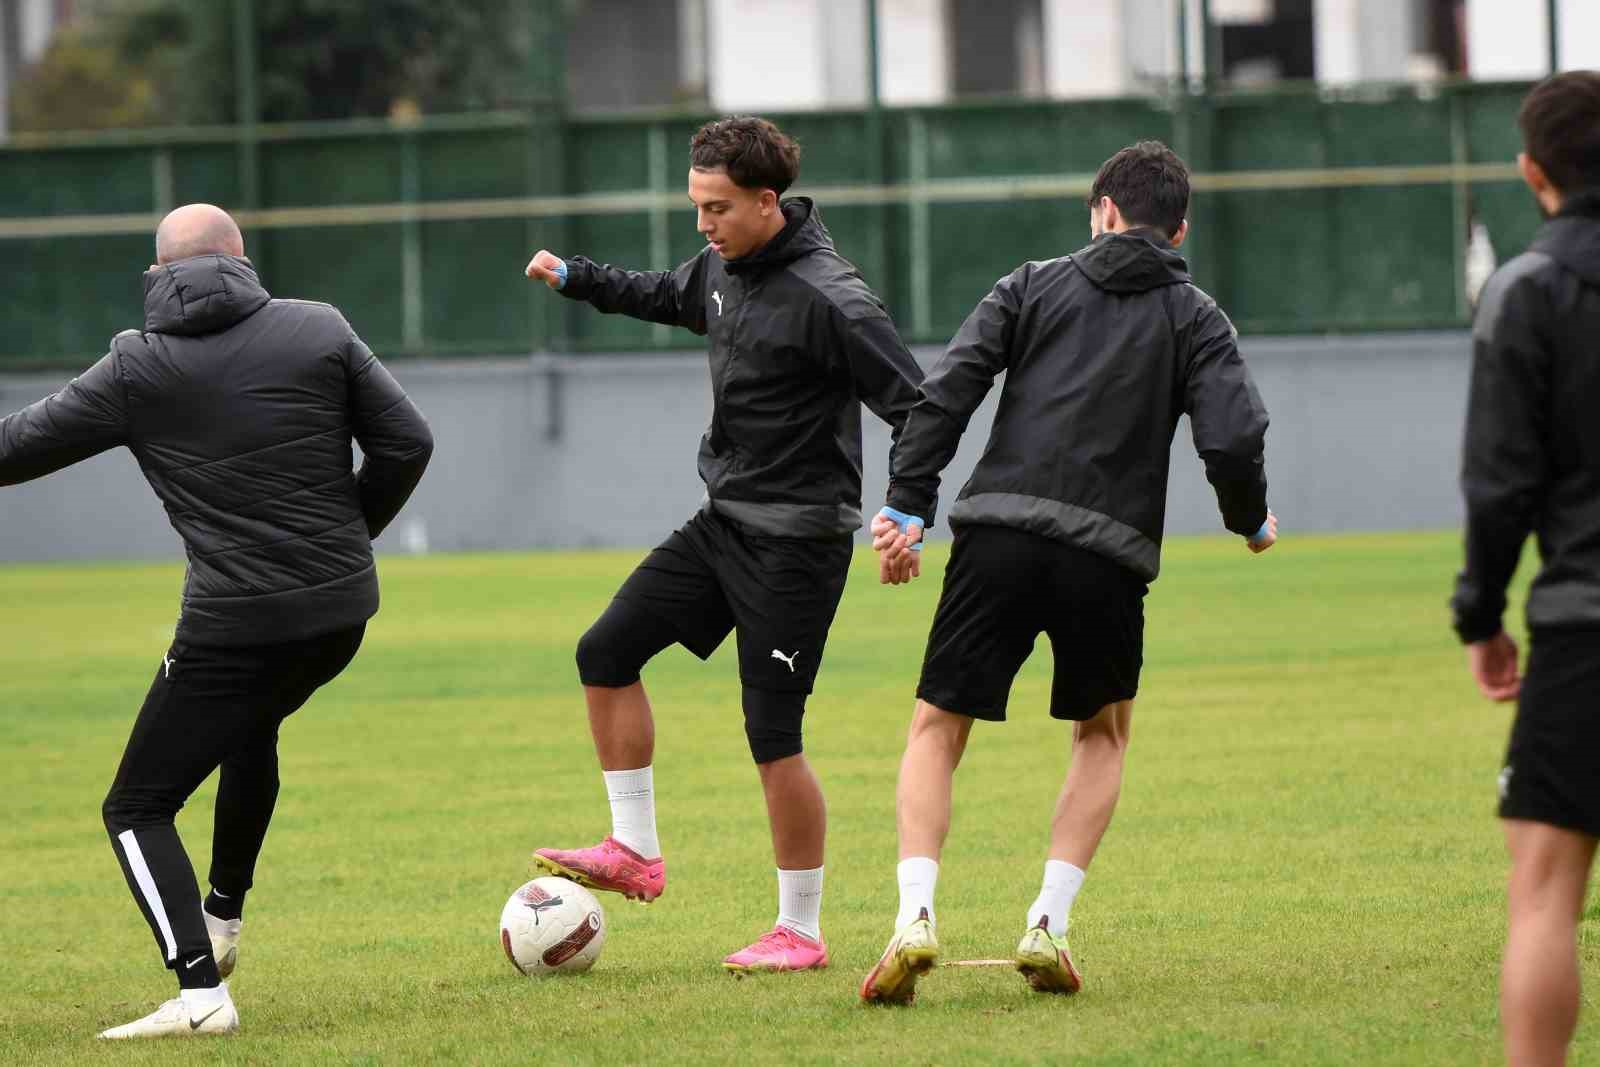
[890,230,1270,582]
[558,197,930,537]
[1453,191,1600,642]
[0,254,433,646]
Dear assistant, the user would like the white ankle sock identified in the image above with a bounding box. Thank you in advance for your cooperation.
[775,866,824,942]
[180,982,229,1010]
[602,766,659,859]
[895,856,939,929]
[1026,860,1086,937]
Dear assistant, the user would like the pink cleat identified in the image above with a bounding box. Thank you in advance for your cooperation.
[721,925,830,974]
[530,836,665,903]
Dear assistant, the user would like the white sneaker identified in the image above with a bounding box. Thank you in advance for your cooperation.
[205,911,242,978]
[98,987,239,1039]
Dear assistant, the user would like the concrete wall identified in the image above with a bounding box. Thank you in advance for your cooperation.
[0,332,1473,564]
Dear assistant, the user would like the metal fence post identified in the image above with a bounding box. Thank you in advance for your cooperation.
[527,0,568,355]
[1547,0,1560,73]
[233,0,260,210]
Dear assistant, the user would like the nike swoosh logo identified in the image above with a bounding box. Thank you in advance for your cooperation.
[189,1004,223,1030]
[183,954,206,969]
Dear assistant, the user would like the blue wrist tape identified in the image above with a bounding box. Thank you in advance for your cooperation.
[1248,519,1271,544]
[878,506,926,551]
[552,259,568,290]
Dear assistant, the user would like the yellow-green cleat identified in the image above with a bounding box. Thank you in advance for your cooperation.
[1014,916,1082,994]
[859,908,940,1005]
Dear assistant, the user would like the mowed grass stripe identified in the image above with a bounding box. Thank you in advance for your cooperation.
[0,531,1589,1065]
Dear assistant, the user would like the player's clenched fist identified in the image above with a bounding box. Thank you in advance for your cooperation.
[525,249,567,289]
[1247,510,1278,554]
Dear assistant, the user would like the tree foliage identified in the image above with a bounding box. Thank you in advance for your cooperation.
[10,0,533,132]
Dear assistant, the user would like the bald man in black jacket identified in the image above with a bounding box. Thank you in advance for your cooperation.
[0,204,433,1039]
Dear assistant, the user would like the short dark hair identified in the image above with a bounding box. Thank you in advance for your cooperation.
[1518,71,1600,195]
[690,116,801,195]
[1086,141,1190,238]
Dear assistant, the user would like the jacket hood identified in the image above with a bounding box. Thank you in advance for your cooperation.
[1532,190,1600,287]
[143,254,271,336]
[1070,230,1192,293]
[725,197,832,275]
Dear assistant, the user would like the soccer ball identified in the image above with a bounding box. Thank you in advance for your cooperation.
[499,877,606,977]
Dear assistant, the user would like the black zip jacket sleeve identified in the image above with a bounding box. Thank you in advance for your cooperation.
[560,252,710,335]
[1180,301,1270,536]
[1452,267,1548,643]
[890,267,1022,526]
[0,352,129,486]
[345,329,434,538]
[844,309,937,520]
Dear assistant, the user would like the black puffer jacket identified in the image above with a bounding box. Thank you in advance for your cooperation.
[559,197,930,537]
[890,230,1269,581]
[0,254,433,646]
[1453,192,1600,642]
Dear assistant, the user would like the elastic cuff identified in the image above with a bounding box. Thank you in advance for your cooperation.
[1455,618,1504,645]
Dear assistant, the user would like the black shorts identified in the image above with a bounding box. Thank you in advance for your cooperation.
[610,508,852,694]
[916,523,1147,722]
[1498,628,1600,837]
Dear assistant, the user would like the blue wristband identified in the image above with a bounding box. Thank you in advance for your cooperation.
[552,258,568,290]
[1248,519,1271,545]
[878,506,926,551]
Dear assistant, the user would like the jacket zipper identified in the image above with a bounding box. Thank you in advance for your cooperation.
[713,277,755,457]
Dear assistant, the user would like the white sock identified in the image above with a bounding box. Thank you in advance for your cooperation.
[895,856,939,929]
[180,982,229,1011]
[775,866,824,942]
[602,766,659,859]
[1026,860,1086,937]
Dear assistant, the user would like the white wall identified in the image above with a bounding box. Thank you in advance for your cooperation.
[1042,0,1128,97]
[1315,0,1419,84]
[708,0,830,110]
[18,0,56,62]
[707,0,875,110]
[1556,0,1600,70]
[822,0,870,105]
[1466,0,1549,80]
[877,0,949,105]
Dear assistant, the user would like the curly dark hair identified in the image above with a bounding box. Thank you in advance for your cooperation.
[689,116,802,194]
[1086,141,1190,239]
[1519,71,1600,194]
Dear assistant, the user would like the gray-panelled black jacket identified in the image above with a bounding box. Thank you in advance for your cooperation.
[558,197,931,537]
[888,229,1270,582]
[0,254,433,646]
[1452,192,1600,642]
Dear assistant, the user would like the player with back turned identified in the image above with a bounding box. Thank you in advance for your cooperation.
[859,142,1277,1004]
[1451,71,1600,1067]
[523,116,930,973]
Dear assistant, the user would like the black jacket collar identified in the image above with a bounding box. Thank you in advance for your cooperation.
[143,255,271,336]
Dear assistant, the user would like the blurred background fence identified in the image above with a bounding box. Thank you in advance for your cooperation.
[0,80,1539,367]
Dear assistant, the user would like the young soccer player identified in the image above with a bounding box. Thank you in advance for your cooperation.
[859,141,1277,1004]
[1451,71,1600,1067]
[523,116,930,972]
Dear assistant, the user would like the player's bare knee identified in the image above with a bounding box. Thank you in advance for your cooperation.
[1073,700,1133,752]
[743,686,806,765]
[908,700,972,752]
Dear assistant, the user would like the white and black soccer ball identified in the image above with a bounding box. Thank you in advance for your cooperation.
[499,877,606,977]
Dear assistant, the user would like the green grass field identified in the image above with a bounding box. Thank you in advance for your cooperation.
[2,531,1593,1065]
